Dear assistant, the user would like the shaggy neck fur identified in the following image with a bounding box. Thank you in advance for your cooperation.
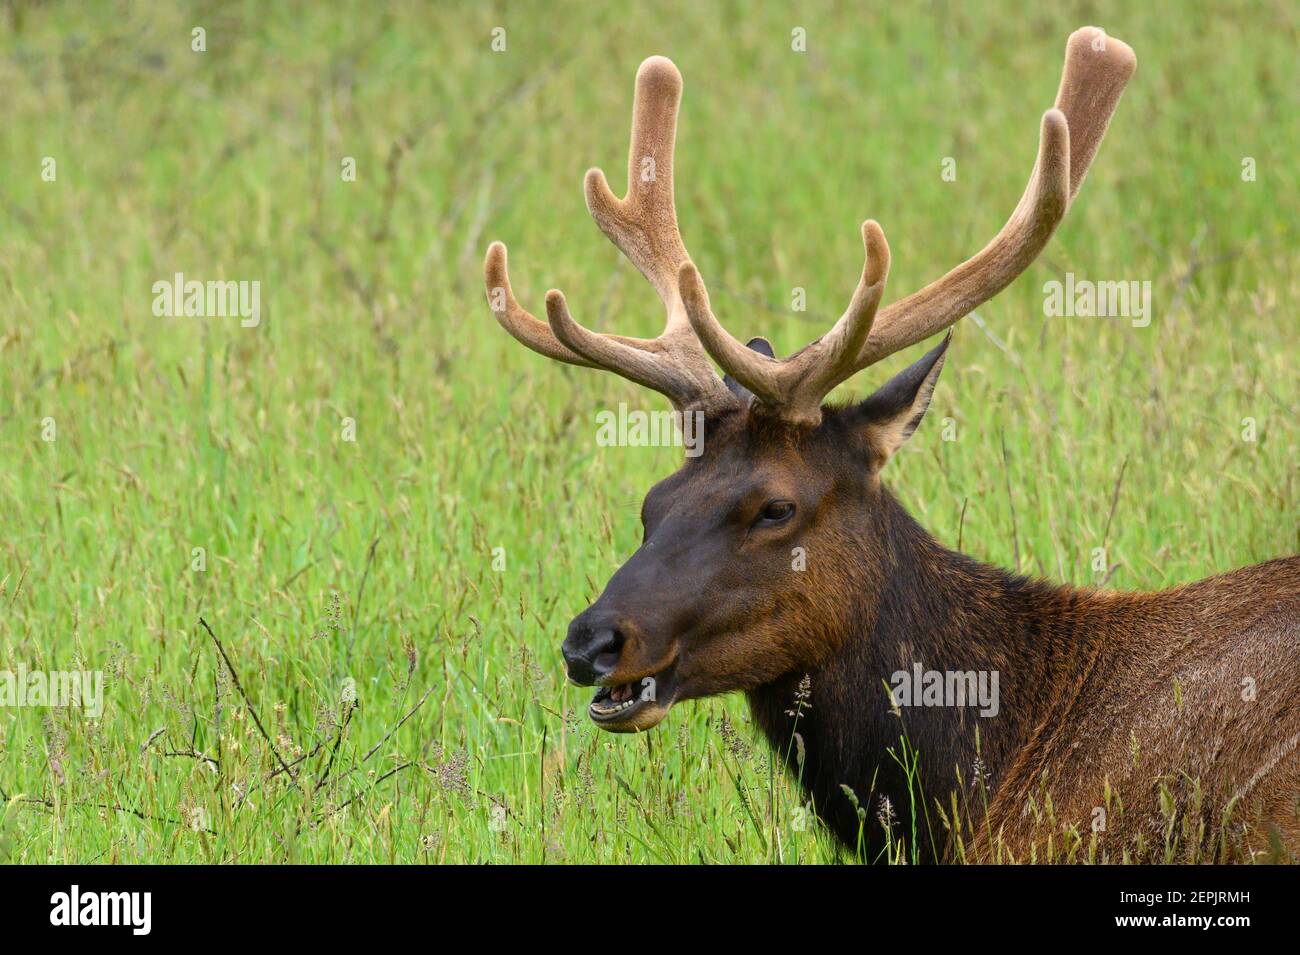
[747,485,1109,861]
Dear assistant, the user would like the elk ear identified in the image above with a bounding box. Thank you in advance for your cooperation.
[851,333,950,467]
[723,337,775,404]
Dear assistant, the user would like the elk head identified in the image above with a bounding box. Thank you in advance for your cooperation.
[485,29,1135,731]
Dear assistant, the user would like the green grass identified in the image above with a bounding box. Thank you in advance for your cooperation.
[0,0,1295,863]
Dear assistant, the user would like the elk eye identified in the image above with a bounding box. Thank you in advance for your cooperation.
[756,500,795,526]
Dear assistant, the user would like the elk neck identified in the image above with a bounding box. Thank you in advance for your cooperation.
[746,483,1111,857]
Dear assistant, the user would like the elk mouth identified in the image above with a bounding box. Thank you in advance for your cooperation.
[588,666,676,732]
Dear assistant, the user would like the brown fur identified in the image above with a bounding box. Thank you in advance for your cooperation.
[982,560,1300,860]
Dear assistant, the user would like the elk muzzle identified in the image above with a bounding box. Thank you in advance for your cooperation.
[561,585,680,733]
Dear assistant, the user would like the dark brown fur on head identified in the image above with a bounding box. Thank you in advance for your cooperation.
[563,339,950,735]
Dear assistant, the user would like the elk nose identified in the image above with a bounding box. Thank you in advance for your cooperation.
[562,617,625,685]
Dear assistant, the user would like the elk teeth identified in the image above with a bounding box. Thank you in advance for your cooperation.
[591,698,639,714]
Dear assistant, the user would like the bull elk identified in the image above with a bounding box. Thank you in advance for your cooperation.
[483,28,1299,861]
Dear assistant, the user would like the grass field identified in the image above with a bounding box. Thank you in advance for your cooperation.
[0,0,1296,863]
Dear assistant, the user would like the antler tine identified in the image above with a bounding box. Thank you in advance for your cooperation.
[852,26,1136,369]
[682,221,891,426]
[484,242,598,367]
[545,289,702,398]
[584,55,690,317]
